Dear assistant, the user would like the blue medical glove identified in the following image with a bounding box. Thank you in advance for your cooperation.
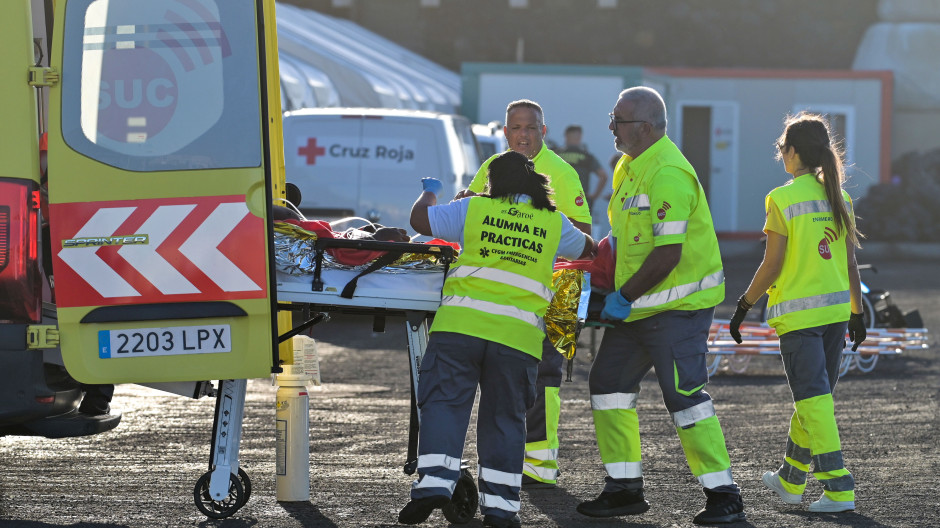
[421,177,443,197]
[601,290,632,321]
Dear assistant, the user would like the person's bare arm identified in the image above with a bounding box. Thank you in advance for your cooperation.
[619,243,682,301]
[741,231,787,305]
[846,239,863,314]
[409,192,437,236]
[578,234,597,260]
[571,219,592,236]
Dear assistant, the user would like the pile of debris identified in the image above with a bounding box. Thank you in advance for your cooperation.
[855,147,940,241]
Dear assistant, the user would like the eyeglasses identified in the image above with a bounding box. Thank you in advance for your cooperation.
[609,113,648,128]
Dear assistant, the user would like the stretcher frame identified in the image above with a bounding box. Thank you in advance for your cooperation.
[705,319,930,377]
[192,238,456,518]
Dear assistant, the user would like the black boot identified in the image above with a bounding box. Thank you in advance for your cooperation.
[693,488,746,524]
[398,495,450,525]
[577,488,650,518]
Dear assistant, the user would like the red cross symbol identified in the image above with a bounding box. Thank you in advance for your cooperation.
[298,137,326,165]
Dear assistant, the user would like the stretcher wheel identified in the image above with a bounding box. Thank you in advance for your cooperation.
[854,353,879,373]
[838,354,853,378]
[236,467,252,506]
[442,469,478,524]
[728,354,752,374]
[705,354,722,377]
[193,471,244,519]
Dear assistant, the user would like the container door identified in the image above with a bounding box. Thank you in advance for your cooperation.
[47,0,280,383]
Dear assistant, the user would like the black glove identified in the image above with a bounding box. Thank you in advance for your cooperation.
[848,312,866,352]
[729,295,753,344]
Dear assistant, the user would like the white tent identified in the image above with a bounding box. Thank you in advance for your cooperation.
[275,3,460,113]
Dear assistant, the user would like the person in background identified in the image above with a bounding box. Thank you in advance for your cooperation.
[729,112,865,513]
[577,87,745,525]
[553,124,609,213]
[399,151,595,528]
[458,99,592,489]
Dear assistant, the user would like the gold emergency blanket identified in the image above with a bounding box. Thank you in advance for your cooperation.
[273,222,448,275]
[545,269,585,360]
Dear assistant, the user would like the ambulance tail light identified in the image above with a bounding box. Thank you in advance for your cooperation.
[0,177,42,323]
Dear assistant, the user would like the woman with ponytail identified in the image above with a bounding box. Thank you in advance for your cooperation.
[729,112,865,513]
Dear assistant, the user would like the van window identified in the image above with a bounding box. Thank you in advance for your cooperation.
[452,116,482,181]
[60,0,262,172]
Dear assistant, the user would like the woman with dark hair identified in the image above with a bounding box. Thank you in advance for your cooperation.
[729,112,865,513]
[483,151,557,212]
[399,150,594,527]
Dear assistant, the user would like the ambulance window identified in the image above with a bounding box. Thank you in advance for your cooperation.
[60,0,262,172]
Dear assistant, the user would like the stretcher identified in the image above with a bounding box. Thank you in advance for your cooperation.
[190,236,460,518]
[705,319,931,377]
[580,294,930,379]
[276,236,488,523]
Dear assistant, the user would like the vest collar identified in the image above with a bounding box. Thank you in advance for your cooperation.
[623,135,674,176]
[530,142,549,164]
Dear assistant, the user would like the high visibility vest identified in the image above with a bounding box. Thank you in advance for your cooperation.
[765,174,852,334]
[431,196,562,358]
[607,137,724,321]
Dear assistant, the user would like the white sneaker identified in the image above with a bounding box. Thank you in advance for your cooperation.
[761,471,802,505]
[808,494,855,513]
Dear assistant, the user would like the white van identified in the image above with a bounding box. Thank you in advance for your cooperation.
[471,121,508,164]
[283,108,482,233]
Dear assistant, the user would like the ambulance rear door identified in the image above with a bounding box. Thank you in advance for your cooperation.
[47,0,280,383]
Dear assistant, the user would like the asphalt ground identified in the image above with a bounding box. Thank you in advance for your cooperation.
[0,247,937,528]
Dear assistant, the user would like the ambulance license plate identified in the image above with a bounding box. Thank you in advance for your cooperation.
[98,325,232,359]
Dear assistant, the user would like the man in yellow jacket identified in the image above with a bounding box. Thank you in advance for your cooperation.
[577,87,745,525]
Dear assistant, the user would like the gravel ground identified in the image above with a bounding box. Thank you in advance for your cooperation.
[0,251,936,528]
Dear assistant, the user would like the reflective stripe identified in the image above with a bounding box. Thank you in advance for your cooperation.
[523,462,558,481]
[622,194,651,211]
[699,468,734,488]
[671,400,715,428]
[767,290,850,320]
[591,392,638,411]
[417,453,461,472]
[525,448,558,462]
[813,451,846,473]
[779,461,807,485]
[605,461,643,479]
[786,438,811,465]
[479,465,521,487]
[413,474,457,493]
[821,473,855,492]
[479,492,520,513]
[782,198,852,221]
[783,199,830,221]
[447,266,554,303]
[440,295,546,332]
[633,269,724,310]
[653,220,688,237]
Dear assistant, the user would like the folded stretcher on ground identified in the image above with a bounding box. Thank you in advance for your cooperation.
[705,318,930,376]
